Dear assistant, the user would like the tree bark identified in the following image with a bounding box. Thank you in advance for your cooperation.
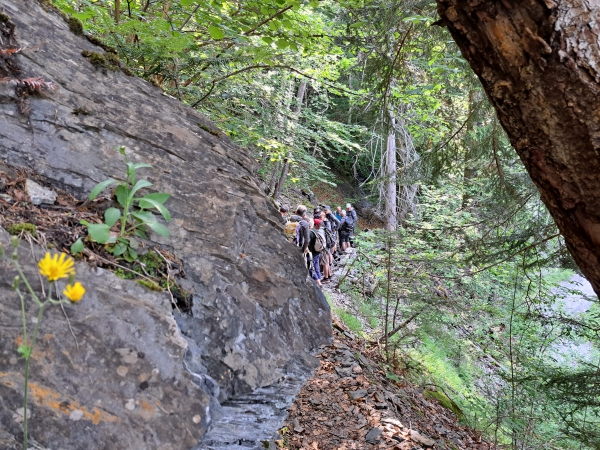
[436,0,600,297]
[268,161,281,195]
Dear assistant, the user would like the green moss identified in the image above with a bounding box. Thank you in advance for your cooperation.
[7,222,37,237]
[138,250,162,273]
[114,268,135,280]
[67,17,84,36]
[84,35,117,54]
[198,123,222,137]
[424,389,465,419]
[114,251,162,279]
[137,280,162,291]
[0,12,15,31]
[81,50,120,72]
[113,250,192,312]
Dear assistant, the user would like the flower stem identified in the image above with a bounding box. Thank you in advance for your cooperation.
[14,261,43,307]
[22,284,50,450]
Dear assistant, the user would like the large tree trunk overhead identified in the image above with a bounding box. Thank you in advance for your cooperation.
[436,0,600,296]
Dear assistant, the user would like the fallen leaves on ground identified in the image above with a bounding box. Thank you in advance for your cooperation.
[282,326,494,450]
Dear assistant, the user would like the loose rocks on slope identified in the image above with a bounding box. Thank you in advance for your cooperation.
[283,328,494,450]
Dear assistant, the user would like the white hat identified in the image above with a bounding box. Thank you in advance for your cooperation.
[346,203,351,208]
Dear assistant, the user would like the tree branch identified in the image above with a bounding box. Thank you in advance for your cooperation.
[385,309,422,339]
[191,64,359,107]
[469,233,561,276]
[244,4,294,36]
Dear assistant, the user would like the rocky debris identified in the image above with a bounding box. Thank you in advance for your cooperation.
[0,193,14,204]
[365,427,383,444]
[0,1,331,448]
[410,430,436,448]
[0,228,210,449]
[24,179,56,206]
[349,389,368,400]
[282,327,494,449]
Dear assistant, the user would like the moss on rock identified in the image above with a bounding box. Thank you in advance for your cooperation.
[81,50,120,72]
[424,389,464,419]
[67,17,84,36]
[7,222,37,237]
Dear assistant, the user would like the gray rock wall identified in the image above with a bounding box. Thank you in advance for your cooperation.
[0,229,211,450]
[0,0,331,447]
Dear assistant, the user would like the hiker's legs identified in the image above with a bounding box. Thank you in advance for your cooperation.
[312,253,322,281]
[322,253,330,279]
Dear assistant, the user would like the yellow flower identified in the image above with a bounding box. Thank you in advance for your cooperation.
[63,282,86,302]
[38,252,75,281]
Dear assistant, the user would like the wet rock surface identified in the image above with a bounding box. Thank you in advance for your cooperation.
[0,0,331,448]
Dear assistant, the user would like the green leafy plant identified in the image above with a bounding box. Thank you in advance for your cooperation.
[79,147,171,262]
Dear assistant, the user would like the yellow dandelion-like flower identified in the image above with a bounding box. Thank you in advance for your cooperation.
[63,282,86,302]
[38,252,75,281]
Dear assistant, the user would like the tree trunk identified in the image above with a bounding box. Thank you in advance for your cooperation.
[273,80,307,200]
[436,0,600,297]
[268,161,281,195]
[385,120,398,231]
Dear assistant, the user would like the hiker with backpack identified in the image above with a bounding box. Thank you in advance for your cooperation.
[319,210,338,279]
[309,218,327,287]
[338,209,353,251]
[288,205,310,251]
[317,211,334,283]
[346,203,358,247]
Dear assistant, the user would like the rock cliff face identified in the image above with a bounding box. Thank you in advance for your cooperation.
[0,0,331,448]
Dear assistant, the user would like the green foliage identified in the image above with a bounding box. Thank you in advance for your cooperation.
[81,146,171,262]
[337,309,363,334]
[70,238,84,255]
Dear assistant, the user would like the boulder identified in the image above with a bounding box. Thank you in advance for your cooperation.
[0,229,210,450]
[24,179,57,205]
[0,0,331,448]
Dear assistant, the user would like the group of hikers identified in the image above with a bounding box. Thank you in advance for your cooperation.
[281,203,358,287]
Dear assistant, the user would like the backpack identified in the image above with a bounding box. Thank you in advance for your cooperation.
[311,230,326,253]
[293,222,302,246]
[324,228,335,249]
[340,217,353,233]
[284,220,298,242]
